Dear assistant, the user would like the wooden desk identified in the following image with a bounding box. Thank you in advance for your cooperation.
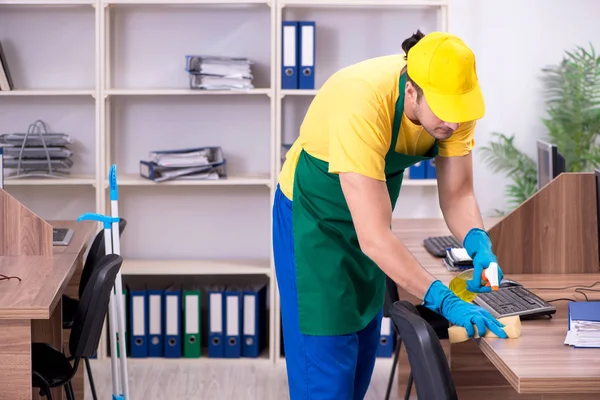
[0,220,96,400]
[392,219,600,399]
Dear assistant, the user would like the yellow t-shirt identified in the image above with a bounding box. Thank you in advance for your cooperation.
[278,54,476,200]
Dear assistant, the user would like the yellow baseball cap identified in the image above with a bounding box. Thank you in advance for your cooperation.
[406,32,484,123]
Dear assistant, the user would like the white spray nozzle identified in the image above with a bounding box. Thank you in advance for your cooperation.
[484,262,500,290]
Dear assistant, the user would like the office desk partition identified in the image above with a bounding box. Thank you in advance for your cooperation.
[0,220,96,400]
[391,218,600,399]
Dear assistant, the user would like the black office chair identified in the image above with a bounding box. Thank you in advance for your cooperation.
[383,276,450,400]
[32,253,124,400]
[62,218,126,399]
[389,300,458,400]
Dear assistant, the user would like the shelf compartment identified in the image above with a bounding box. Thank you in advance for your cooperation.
[403,179,437,187]
[112,173,271,187]
[106,88,272,96]
[0,90,95,96]
[0,0,93,4]
[105,0,270,4]
[108,4,272,90]
[280,0,447,6]
[280,89,318,97]
[3,175,96,186]
[122,259,271,276]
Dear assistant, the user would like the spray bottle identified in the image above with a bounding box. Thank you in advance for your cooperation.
[482,262,500,291]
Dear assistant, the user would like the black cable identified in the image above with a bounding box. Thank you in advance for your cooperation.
[0,274,21,282]
[527,281,600,291]
[520,281,600,304]
[546,298,577,303]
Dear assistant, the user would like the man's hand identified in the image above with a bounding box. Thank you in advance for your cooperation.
[423,280,507,338]
[463,228,504,293]
[339,171,435,299]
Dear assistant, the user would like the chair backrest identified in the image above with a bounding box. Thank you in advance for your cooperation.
[389,300,458,400]
[383,275,400,318]
[79,218,127,298]
[69,253,123,358]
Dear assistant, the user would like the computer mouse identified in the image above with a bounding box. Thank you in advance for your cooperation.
[500,279,522,288]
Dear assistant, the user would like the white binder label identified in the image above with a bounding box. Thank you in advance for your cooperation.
[149,294,161,335]
[283,25,296,67]
[166,295,178,336]
[226,295,239,336]
[381,317,391,336]
[210,293,222,333]
[243,295,256,336]
[185,295,199,334]
[301,25,314,66]
[133,296,145,336]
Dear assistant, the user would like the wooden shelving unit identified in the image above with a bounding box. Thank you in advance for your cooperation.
[0,0,447,371]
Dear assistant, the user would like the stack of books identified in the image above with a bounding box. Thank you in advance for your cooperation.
[565,301,600,348]
[139,146,227,183]
[442,248,473,272]
[185,55,254,91]
[0,120,74,178]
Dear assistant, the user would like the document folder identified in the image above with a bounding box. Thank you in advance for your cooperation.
[376,316,395,357]
[183,289,201,358]
[298,21,316,90]
[282,21,299,89]
[208,286,225,358]
[426,159,437,179]
[140,146,227,183]
[129,287,148,358]
[225,287,242,358]
[409,161,426,179]
[147,289,164,357]
[163,286,182,358]
[242,283,267,358]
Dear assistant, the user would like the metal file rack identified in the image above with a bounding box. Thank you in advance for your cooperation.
[1,119,73,180]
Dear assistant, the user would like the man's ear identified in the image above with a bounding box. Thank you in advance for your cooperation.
[405,81,418,105]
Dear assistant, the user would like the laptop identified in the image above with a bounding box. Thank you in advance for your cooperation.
[53,228,74,246]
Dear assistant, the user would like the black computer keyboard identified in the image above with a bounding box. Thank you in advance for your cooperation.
[473,286,556,320]
[423,235,462,257]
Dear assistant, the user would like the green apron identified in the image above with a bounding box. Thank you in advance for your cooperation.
[292,73,439,336]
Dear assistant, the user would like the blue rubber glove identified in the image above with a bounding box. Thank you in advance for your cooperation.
[463,228,504,293]
[423,280,507,339]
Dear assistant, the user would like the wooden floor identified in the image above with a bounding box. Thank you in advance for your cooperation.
[86,358,412,400]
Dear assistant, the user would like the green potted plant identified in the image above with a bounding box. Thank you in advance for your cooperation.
[479,133,538,215]
[541,43,600,172]
[480,44,600,214]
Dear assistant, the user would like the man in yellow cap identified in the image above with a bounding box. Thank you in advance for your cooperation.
[272,30,507,399]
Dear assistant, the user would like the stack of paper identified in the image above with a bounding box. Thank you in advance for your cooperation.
[185,55,254,91]
[0,121,74,178]
[139,146,227,183]
[564,301,600,348]
[442,248,473,272]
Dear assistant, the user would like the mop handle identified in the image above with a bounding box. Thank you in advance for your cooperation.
[109,165,130,400]
[77,213,121,396]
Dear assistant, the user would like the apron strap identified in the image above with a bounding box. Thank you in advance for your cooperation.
[389,73,406,153]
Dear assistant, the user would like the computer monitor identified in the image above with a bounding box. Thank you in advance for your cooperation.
[536,140,566,190]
